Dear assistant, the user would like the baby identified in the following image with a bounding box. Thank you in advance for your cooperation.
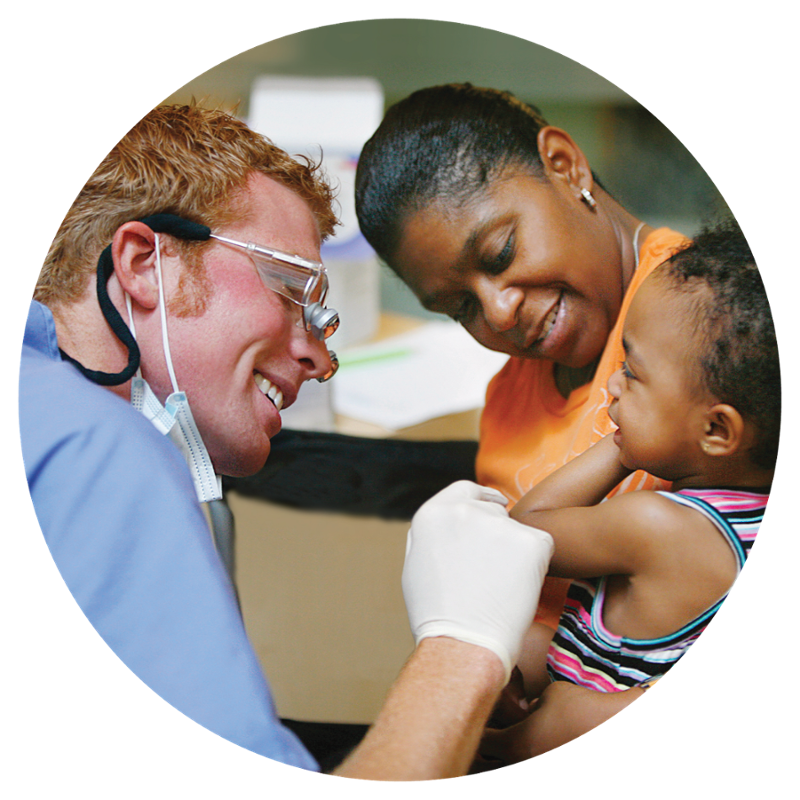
[481,217,779,763]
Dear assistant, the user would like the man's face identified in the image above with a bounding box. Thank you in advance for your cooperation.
[142,173,334,476]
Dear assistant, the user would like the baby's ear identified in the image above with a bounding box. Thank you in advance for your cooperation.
[700,403,745,457]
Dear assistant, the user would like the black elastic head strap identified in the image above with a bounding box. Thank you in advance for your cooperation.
[59,214,211,386]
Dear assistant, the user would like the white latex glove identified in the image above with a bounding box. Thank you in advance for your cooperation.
[402,480,554,683]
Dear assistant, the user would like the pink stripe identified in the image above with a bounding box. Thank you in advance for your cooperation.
[563,592,593,627]
[680,488,768,512]
[548,649,620,693]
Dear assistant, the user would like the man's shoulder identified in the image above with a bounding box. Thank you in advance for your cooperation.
[20,344,184,479]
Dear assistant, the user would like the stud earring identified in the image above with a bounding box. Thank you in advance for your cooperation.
[580,187,597,210]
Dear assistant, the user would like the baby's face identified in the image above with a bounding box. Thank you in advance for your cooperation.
[606,275,712,481]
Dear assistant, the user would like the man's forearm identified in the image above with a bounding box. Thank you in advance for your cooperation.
[338,480,555,779]
[334,638,506,780]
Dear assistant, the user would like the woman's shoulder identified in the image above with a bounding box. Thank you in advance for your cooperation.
[639,228,691,273]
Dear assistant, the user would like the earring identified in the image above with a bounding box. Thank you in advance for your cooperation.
[580,187,597,210]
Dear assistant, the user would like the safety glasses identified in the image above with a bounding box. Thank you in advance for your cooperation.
[210,234,340,342]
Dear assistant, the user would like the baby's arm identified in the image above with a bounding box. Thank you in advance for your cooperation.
[511,434,632,519]
[510,437,677,580]
[481,680,646,763]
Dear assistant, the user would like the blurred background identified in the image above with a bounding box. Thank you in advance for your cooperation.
[160,19,731,733]
[165,18,728,323]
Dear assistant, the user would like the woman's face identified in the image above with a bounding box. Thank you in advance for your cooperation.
[392,171,632,368]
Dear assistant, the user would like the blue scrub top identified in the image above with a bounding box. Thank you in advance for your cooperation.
[19,300,318,770]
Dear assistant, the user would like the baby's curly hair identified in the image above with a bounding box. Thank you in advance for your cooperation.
[656,217,780,471]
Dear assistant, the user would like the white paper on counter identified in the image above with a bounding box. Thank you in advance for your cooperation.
[331,320,509,431]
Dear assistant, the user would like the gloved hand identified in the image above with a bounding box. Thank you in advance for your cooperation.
[402,480,554,683]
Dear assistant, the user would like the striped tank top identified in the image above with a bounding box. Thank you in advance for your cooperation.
[546,487,767,692]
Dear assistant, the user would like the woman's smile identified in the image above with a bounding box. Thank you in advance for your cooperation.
[525,291,571,359]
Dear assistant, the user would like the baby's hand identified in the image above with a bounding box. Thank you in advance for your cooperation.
[479,712,538,766]
[487,666,530,729]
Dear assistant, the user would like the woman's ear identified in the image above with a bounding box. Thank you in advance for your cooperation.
[700,403,746,457]
[537,126,593,195]
[110,221,160,310]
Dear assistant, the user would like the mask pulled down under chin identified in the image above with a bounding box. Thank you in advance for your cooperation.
[131,376,223,503]
[126,232,222,505]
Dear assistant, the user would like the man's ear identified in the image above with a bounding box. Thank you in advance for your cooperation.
[110,221,160,310]
[701,403,746,457]
[537,126,594,197]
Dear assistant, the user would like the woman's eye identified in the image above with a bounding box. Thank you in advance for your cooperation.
[483,232,515,275]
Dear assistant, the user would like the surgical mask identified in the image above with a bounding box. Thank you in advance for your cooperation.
[125,234,222,503]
